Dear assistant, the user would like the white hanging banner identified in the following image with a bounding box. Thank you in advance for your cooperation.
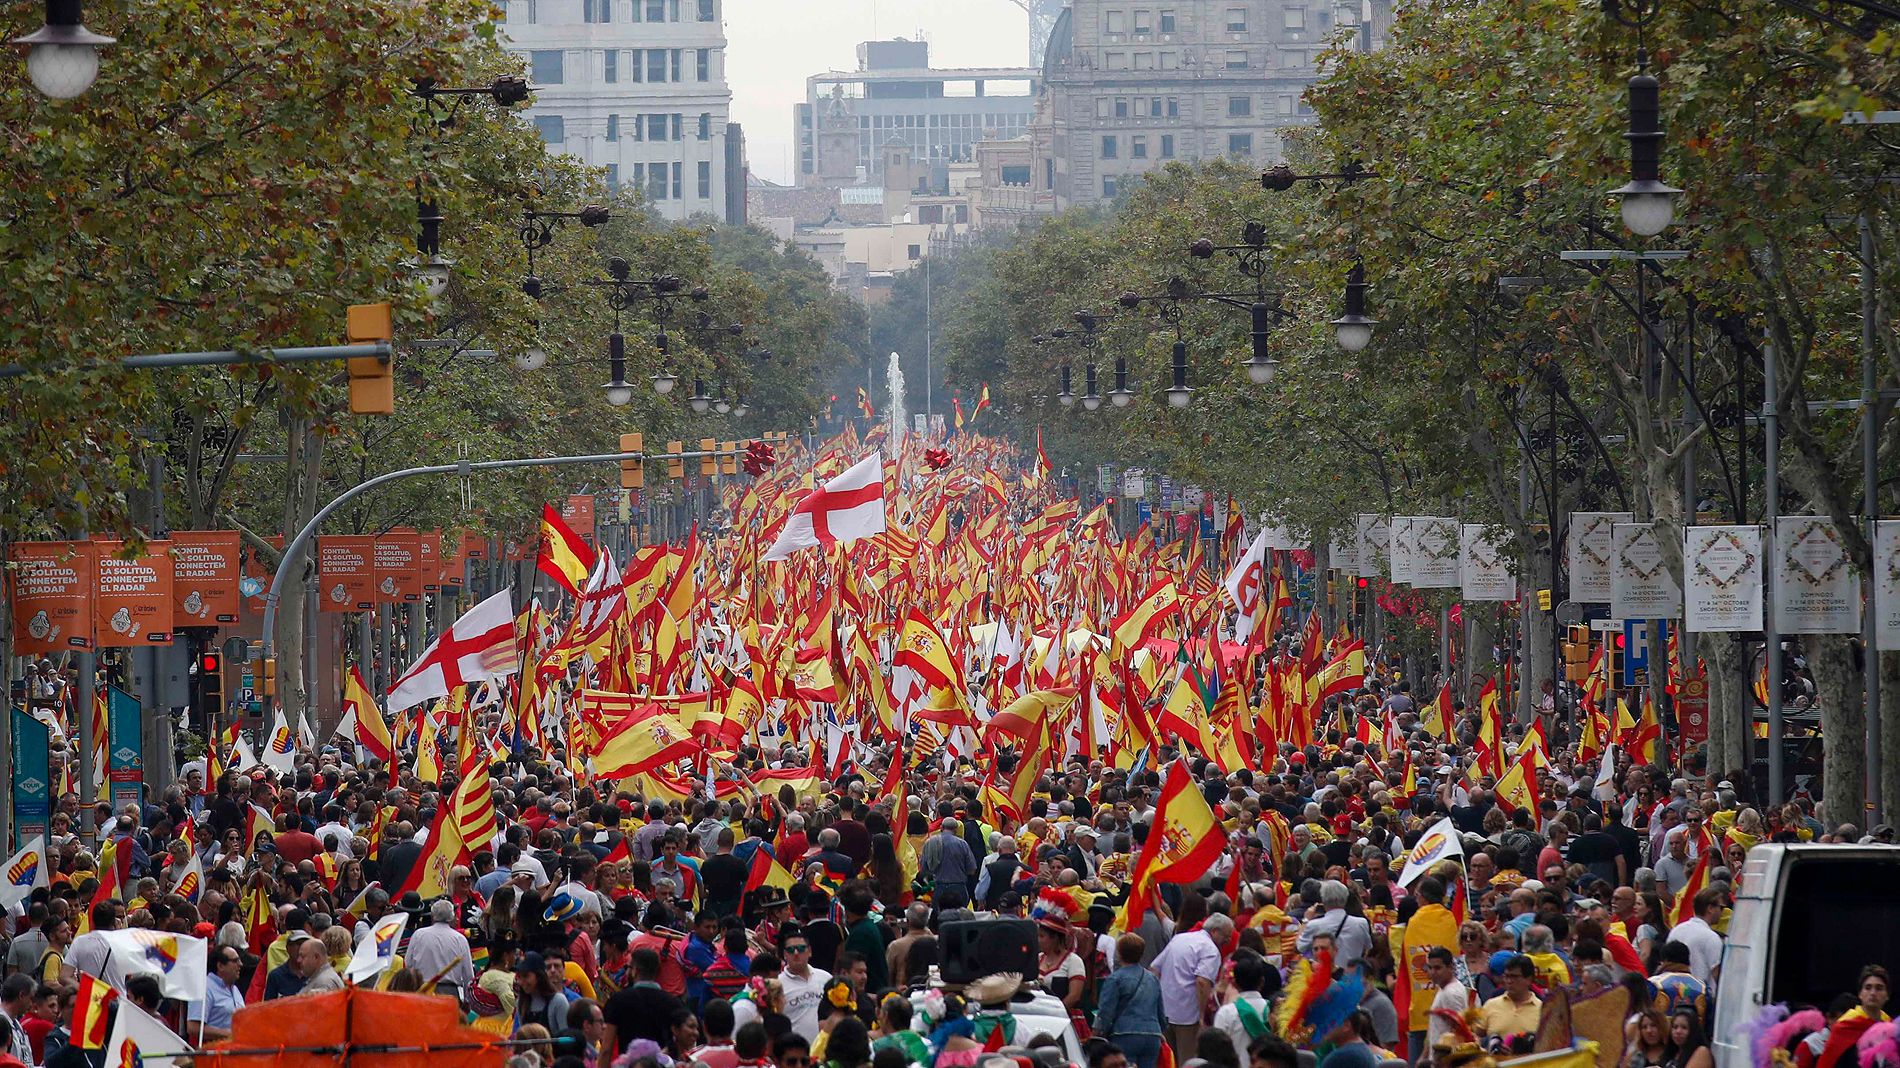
[1356,514,1390,580]
[1776,516,1862,634]
[1390,516,1420,584]
[1683,525,1763,632]
[1568,512,1631,604]
[1330,530,1361,576]
[1410,516,1462,589]
[1461,524,1518,602]
[1610,522,1682,620]
[1876,521,1900,650]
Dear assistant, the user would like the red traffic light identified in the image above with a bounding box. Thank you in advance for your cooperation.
[199,652,221,673]
[1357,578,1370,589]
[1613,634,1625,649]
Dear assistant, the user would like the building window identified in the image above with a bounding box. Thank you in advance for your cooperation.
[1105,10,1126,32]
[1103,176,1118,198]
[698,161,712,199]
[1159,51,1178,70]
[1228,133,1253,156]
[1095,97,1112,119]
[606,164,619,190]
[583,0,610,22]
[606,113,620,141]
[524,0,538,21]
[1167,97,1180,117]
[647,50,666,81]
[529,50,564,84]
[1159,9,1175,31]
[1134,52,1153,69]
[1279,95,1296,114]
[1115,98,1129,118]
[1133,9,1152,32]
[604,49,618,82]
[632,163,644,188]
[673,113,684,140]
[1160,134,1174,158]
[1228,95,1251,117]
[698,112,711,139]
[1001,164,1031,185]
[646,0,665,20]
[1285,6,1307,29]
[648,165,667,199]
[1106,52,1128,69]
[1226,7,1248,30]
[672,162,682,199]
[696,48,710,81]
[629,48,643,82]
[533,114,564,144]
[1225,50,1249,68]
[907,244,922,259]
[670,49,683,81]
[698,0,715,19]
[1101,135,1118,159]
[1131,136,1148,158]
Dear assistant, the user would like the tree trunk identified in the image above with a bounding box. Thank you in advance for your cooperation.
[1522,542,1555,729]
[1704,634,1751,788]
[277,413,324,728]
[1882,650,1900,821]
[1811,634,1866,827]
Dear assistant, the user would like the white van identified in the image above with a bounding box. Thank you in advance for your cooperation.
[1711,844,1900,1068]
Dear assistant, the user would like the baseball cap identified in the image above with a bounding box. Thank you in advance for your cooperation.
[514,950,546,975]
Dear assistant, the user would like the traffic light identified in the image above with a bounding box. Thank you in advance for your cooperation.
[619,432,644,490]
[700,438,718,476]
[261,657,278,699]
[665,441,685,480]
[720,440,739,476]
[197,651,225,716]
[346,302,395,415]
[1608,633,1625,687]
[1563,625,1591,682]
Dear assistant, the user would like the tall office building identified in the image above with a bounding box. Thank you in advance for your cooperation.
[1034,0,1391,207]
[500,0,740,222]
[794,40,1039,189]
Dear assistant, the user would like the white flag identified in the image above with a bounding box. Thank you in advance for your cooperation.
[1223,529,1272,645]
[259,708,297,773]
[94,929,209,1003]
[1396,816,1465,888]
[0,837,49,910]
[102,997,185,1068]
[764,452,886,560]
[387,589,520,713]
[346,911,409,981]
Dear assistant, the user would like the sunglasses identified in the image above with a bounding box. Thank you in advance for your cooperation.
[785,944,810,954]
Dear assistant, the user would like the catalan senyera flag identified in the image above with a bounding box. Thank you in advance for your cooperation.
[1494,746,1539,816]
[1115,760,1226,933]
[453,743,498,854]
[856,386,875,420]
[536,502,597,597]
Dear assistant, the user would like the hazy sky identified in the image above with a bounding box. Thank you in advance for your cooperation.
[726,0,1034,186]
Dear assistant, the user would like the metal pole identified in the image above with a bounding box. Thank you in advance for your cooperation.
[1864,212,1883,823]
[1520,454,1535,725]
[1765,329,1784,804]
[924,254,933,416]
[0,341,392,380]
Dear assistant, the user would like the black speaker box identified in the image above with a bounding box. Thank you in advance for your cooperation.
[937,918,1037,984]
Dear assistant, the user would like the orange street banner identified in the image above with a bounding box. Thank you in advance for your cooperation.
[10,541,95,652]
[317,536,376,613]
[93,541,174,648]
[417,532,442,593]
[240,535,283,615]
[169,531,242,625]
[374,530,423,604]
[562,494,598,540]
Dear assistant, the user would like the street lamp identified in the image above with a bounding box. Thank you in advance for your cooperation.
[1057,364,1076,407]
[514,324,548,371]
[1166,340,1193,408]
[1082,363,1102,410]
[1109,356,1134,406]
[1332,260,1377,352]
[689,378,711,414]
[604,332,634,407]
[413,199,452,300]
[15,0,114,100]
[1610,70,1681,236]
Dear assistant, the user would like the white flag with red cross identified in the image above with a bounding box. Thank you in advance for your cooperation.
[764,451,887,561]
[387,588,520,712]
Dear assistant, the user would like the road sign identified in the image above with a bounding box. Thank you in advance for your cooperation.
[1622,618,1670,687]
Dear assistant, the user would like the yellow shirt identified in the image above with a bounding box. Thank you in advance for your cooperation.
[1479,993,1542,1038]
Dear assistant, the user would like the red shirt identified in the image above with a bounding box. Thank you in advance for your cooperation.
[273,829,323,866]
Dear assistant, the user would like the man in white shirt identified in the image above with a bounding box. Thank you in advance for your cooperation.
[776,929,832,1042]
[1296,880,1374,969]
[406,900,475,1001]
[0,973,35,1066]
[1424,946,1471,1053]
[1211,947,1273,1056]
[1155,913,1232,1055]
[1665,888,1725,984]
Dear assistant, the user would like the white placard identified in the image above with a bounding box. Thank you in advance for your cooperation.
[1411,516,1461,588]
[1390,516,1419,584]
[1356,514,1390,579]
[1568,512,1632,604]
[1683,525,1763,632]
[1461,524,1518,601]
[1776,516,1861,634]
[1877,521,1900,650]
[1610,522,1682,620]
[1330,531,1361,575]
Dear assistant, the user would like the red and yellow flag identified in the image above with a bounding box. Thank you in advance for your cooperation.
[344,666,394,763]
[536,502,597,597]
[73,972,115,1049]
[1495,746,1539,816]
[1115,760,1226,932]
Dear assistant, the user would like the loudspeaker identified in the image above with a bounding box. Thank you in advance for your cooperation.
[938,918,1037,984]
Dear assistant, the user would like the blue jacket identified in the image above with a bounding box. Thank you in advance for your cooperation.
[1095,964,1165,1038]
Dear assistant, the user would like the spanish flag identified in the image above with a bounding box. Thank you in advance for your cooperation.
[73,972,115,1049]
[395,802,470,899]
[744,847,795,896]
[972,384,992,420]
[1421,681,1454,739]
[343,666,394,763]
[1115,760,1226,932]
[1671,847,1712,924]
[1495,746,1539,816]
[584,694,697,779]
[536,502,596,597]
